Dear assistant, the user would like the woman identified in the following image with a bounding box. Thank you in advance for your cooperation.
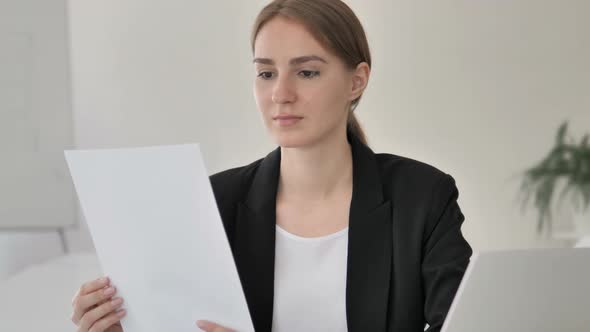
[70,0,472,331]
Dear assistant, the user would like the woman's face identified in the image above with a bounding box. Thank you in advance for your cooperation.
[253,16,360,148]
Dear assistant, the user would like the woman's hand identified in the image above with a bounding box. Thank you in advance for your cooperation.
[71,276,126,332]
[196,320,235,332]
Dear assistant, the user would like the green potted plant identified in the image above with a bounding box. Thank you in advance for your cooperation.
[519,121,590,242]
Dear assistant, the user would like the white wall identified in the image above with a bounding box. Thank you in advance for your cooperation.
[0,0,88,279]
[2,0,589,278]
[68,0,274,169]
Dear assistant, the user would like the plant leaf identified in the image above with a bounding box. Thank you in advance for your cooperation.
[556,121,568,146]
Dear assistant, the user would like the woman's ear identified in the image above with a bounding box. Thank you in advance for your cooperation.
[349,62,370,101]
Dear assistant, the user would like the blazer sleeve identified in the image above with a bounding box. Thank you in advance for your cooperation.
[421,174,473,332]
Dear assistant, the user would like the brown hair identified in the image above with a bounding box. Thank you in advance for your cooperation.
[251,0,371,145]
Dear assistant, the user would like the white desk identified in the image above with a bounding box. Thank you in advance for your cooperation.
[0,252,101,331]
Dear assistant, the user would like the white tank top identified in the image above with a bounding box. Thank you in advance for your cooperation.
[271,225,349,332]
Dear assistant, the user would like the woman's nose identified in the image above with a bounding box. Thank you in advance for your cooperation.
[271,77,296,104]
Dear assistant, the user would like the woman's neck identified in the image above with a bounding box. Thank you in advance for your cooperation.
[278,129,353,202]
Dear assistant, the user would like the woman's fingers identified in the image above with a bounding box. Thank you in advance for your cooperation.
[72,276,109,304]
[196,320,235,332]
[82,309,126,332]
[72,277,109,324]
[82,276,110,295]
[72,277,117,324]
[72,285,117,324]
[77,297,126,332]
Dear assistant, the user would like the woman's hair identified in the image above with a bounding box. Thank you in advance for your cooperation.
[251,0,371,145]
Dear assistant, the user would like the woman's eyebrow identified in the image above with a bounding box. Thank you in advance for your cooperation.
[252,55,328,65]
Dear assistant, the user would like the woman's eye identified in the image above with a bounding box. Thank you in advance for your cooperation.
[298,70,320,79]
[257,72,274,80]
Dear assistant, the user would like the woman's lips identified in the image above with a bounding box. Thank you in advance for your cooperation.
[273,115,303,127]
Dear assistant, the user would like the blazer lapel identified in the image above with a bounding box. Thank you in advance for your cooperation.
[234,147,281,332]
[233,133,393,332]
[346,134,393,332]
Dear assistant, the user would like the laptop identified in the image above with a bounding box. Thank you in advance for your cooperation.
[441,248,590,332]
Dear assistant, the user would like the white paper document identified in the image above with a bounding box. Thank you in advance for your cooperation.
[65,144,254,332]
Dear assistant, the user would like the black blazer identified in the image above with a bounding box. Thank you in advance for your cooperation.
[210,133,473,332]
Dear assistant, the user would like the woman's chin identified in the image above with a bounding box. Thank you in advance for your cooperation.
[272,131,314,148]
